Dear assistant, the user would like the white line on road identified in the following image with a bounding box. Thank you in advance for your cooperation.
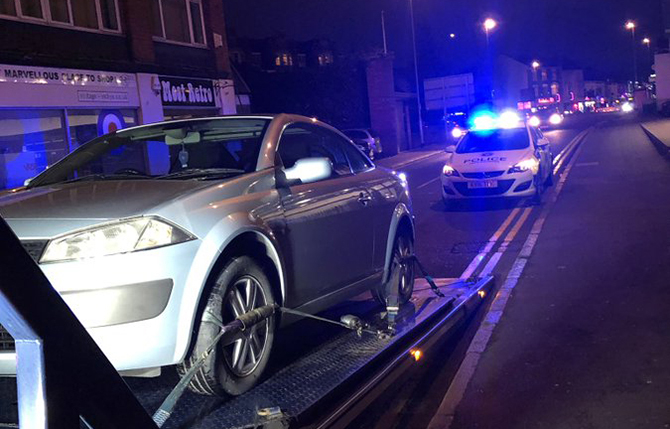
[459,206,521,280]
[417,177,441,190]
[428,127,591,429]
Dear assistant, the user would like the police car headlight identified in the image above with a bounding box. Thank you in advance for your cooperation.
[509,158,540,174]
[442,165,460,177]
[40,217,195,263]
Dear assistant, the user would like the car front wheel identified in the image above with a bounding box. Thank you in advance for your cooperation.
[373,231,415,306]
[180,256,275,396]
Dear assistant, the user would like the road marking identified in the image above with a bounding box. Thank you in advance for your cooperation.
[478,207,533,278]
[457,128,591,282]
[391,150,444,169]
[459,207,521,280]
[428,127,591,429]
[418,176,441,190]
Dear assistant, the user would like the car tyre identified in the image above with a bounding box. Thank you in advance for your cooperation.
[179,256,276,396]
[373,231,415,306]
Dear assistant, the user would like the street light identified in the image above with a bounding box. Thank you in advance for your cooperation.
[484,18,497,47]
[449,33,456,39]
[532,61,541,69]
[409,0,425,146]
[625,21,638,84]
[643,37,652,79]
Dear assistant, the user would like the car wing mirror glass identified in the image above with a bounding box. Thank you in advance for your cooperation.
[282,157,333,186]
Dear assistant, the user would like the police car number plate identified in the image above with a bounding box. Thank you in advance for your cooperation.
[468,180,498,189]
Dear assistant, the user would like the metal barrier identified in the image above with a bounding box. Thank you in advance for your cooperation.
[0,217,157,429]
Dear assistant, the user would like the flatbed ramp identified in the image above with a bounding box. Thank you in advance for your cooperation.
[0,276,493,428]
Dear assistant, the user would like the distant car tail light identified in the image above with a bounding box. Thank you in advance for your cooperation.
[40,217,195,263]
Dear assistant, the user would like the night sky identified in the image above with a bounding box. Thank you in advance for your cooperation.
[225,0,664,81]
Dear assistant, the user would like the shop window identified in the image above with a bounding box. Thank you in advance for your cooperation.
[0,0,18,16]
[1,0,120,32]
[153,0,206,46]
[0,110,68,189]
[67,109,138,150]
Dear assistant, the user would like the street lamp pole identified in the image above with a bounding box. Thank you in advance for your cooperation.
[643,38,652,74]
[626,21,638,84]
[409,0,425,146]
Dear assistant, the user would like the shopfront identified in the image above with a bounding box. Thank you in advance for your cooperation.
[0,64,139,190]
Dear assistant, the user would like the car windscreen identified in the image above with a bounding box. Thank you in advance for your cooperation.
[28,118,271,188]
[456,128,530,154]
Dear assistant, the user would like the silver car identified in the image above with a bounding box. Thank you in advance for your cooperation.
[0,114,415,396]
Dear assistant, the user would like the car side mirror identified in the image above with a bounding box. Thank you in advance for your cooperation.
[538,138,550,147]
[281,157,333,186]
[445,145,457,153]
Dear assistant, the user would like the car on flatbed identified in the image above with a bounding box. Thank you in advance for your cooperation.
[0,114,415,396]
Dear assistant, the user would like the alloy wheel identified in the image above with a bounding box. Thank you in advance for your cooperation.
[222,276,269,377]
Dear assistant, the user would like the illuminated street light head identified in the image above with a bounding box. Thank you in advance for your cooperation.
[643,37,651,45]
[484,18,497,31]
[532,61,541,69]
[450,33,456,39]
[625,21,636,30]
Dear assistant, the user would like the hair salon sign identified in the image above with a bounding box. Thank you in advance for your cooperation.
[159,76,216,108]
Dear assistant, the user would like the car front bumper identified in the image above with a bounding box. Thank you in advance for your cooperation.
[440,170,537,199]
[0,239,203,376]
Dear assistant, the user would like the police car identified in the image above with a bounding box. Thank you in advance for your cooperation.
[441,111,553,206]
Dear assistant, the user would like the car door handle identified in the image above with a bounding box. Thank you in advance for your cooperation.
[358,192,373,206]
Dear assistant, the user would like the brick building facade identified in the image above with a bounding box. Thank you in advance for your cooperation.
[0,0,236,189]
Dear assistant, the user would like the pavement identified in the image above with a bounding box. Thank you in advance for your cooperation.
[442,119,670,428]
[640,119,670,157]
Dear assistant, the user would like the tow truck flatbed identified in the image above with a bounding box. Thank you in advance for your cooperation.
[0,276,493,428]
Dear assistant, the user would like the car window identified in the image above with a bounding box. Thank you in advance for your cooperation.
[278,123,352,176]
[322,129,373,173]
[456,128,530,153]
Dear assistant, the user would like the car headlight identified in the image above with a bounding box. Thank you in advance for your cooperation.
[442,165,460,177]
[451,127,464,139]
[41,217,195,263]
[529,116,541,127]
[509,158,540,174]
[549,113,563,125]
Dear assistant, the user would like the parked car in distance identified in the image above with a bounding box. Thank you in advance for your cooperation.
[343,129,382,159]
[0,114,415,397]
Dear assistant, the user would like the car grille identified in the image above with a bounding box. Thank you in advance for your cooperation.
[0,325,14,352]
[20,240,48,262]
[454,179,515,197]
[461,171,506,179]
